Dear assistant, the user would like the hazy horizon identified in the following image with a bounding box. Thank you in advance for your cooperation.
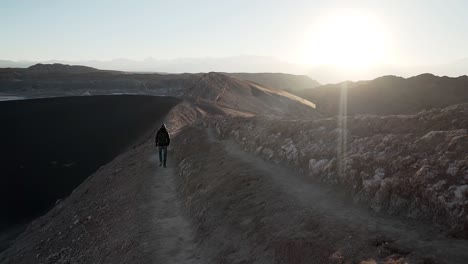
[2,0,468,83]
[3,55,468,84]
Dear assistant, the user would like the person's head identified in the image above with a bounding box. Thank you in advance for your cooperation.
[161,123,167,129]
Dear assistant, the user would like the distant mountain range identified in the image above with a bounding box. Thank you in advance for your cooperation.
[0,56,306,75]
[0,63,321,95]
[0,63,120,81]
[0,64,320,118]
[25,63,102,74]
[2,56,467,84]
[2,63,467,117]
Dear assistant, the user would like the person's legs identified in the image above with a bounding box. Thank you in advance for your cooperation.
[158,146,163,166]
[163,146,168,167]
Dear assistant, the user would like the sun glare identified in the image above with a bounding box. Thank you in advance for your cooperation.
[299,10,388,68]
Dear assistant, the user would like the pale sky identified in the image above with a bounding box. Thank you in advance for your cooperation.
[1,0,468,69]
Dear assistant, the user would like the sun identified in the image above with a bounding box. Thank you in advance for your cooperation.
[298,10,388,68]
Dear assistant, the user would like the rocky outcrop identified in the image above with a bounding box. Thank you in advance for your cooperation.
[208,103,468,237]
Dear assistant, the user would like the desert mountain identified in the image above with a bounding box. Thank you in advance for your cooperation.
[186,72,318,118]
[0,63,119,81]
[2,57,468,83]
[0,65,202,96]
[0,65,319,118]
[226,72,321,94]
[298,73,468,116]
[25,63,102,74]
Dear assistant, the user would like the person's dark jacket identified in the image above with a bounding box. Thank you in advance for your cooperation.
[155,127,170,147]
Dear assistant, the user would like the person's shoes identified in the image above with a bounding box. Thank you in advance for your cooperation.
[163,164,167,168]
[159,162,162,167]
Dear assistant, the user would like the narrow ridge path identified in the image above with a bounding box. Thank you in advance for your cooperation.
[140,152,203,264]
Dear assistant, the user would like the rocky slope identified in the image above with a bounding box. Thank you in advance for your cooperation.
[226,72,321,94]
[207,103,468,238]
[187,72,318,118]
[168,122,468,263]
[298,74,468,116]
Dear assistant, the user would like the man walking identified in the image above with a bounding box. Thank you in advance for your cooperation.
[155,123,170,168]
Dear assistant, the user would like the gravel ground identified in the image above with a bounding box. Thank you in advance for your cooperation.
[172,124,468,264]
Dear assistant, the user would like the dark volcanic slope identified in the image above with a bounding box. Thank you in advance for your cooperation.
[0,95,179,245]
[298,74,468,116]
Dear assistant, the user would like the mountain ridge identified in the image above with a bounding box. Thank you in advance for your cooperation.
[26,63,101,74]
[298,73,468,115]
[226,72,321,93]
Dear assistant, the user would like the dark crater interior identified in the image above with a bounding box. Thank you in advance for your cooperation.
[0,95,179,244]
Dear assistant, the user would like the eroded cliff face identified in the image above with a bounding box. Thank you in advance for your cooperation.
[207,104,468,237]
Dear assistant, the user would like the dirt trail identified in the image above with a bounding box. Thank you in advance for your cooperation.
[142,153,203,264]
[0,133,205,263]
[205,128,468,264]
